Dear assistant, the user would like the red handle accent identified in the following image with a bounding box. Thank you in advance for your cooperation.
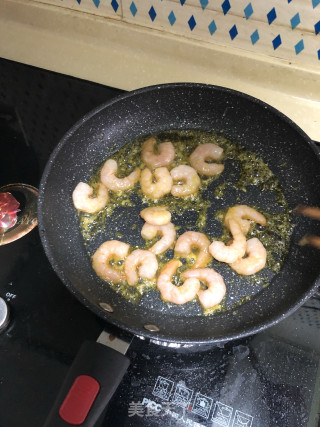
[59,375,100,425]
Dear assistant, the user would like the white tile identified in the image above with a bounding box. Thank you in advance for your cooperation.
[122,0,320,65]
[33,0,122,18]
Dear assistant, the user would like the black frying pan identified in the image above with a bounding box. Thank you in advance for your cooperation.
[39,83,320,426]
[38,83,320,346]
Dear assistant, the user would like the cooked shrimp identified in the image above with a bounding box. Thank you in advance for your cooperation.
[181,268,226,309]
[142,137,175,168]
[140,206,171,226]
[170,165,201,197]
[140,167,173,200]
[189,143,224,176]
[124,249,158,286]
[141,222,176,255]
[72,182,108,213]
[230,238,267,275]
[174,231,212,268]
[157,260,200,305]
[100,159,140,192]
[92,240,130,283]
[209,219,246,263]
[224,205,266,235]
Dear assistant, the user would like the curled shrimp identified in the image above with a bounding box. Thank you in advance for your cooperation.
[189,143,224,176]
[124,249,158,285]
[181,268,226,309]
[170,165,201,198]
[224,205,266,235]
[142,137,175,168]
[100,159,140,192]
[209,219,246,263]
[92,240,130,283]
[230,238,267,275]
[140,206,171,226]
[140,167,173,200]
[141,222,176,255]
[72,182,108,213]
[174,231,212,268]
[157,260,200,305]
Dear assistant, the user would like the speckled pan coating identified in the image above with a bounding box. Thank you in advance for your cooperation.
[37,83,320,345]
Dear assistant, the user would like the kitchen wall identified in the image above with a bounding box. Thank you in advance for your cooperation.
[1,0,320,140]
[33,0,320,66]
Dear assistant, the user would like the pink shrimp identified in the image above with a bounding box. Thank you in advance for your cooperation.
[157,260,200,305]
[142,137,175,168]
[189,143,224,176]
[100,159,140,192]
[72,182,108,213]
[174,231,212,268]
[140,167,173,200]
[170,165,201,197]
[92,240,130,283]
[141,222,176,255]
[181,268,226,309]
[124,249,158,285]
[230,238,267,275]
[140,206,171,226]
[209,219,246,263]
[224,205,266,235]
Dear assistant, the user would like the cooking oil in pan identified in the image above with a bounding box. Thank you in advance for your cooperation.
[78,130,294,313]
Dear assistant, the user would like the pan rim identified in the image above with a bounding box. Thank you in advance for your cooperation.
[37,82,320,345]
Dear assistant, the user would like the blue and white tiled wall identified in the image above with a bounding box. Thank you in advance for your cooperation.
[34,0,320,65]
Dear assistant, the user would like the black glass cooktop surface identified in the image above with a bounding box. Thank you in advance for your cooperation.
[0,59,319,427]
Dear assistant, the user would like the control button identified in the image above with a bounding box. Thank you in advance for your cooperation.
[0,297,9,331]
[59,375,100,425]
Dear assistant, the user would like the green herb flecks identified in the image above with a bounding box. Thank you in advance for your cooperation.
[77,130,294,310]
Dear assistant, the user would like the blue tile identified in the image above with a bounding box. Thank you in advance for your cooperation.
[318,49,320,60]
[250,29,259,45]
[111,0,119,12]
[312,0,320,7]
[200,0,208,10]
[244,3,253,19]
[229,25,238,40]
[92,0,100,7]
[221,0,231,15]
[290,12,300,29]
[149,6,157,21]
[76,0,81,4]
[315,20,320,35]
[180,0,186,5]
[208,20,217,35]
[168,11,176,26]
[288,0,292,2]
[188,15,197,31]
[267,7,277,25]
[295,39,304,55]
[272,34,282,50]
[130,1,137,16]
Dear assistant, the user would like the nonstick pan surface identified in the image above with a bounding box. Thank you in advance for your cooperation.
[38,83,320,344]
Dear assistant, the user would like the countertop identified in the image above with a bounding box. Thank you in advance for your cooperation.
[1,0,320,141]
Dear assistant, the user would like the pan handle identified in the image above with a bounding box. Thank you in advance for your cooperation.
[44,341,130,426]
